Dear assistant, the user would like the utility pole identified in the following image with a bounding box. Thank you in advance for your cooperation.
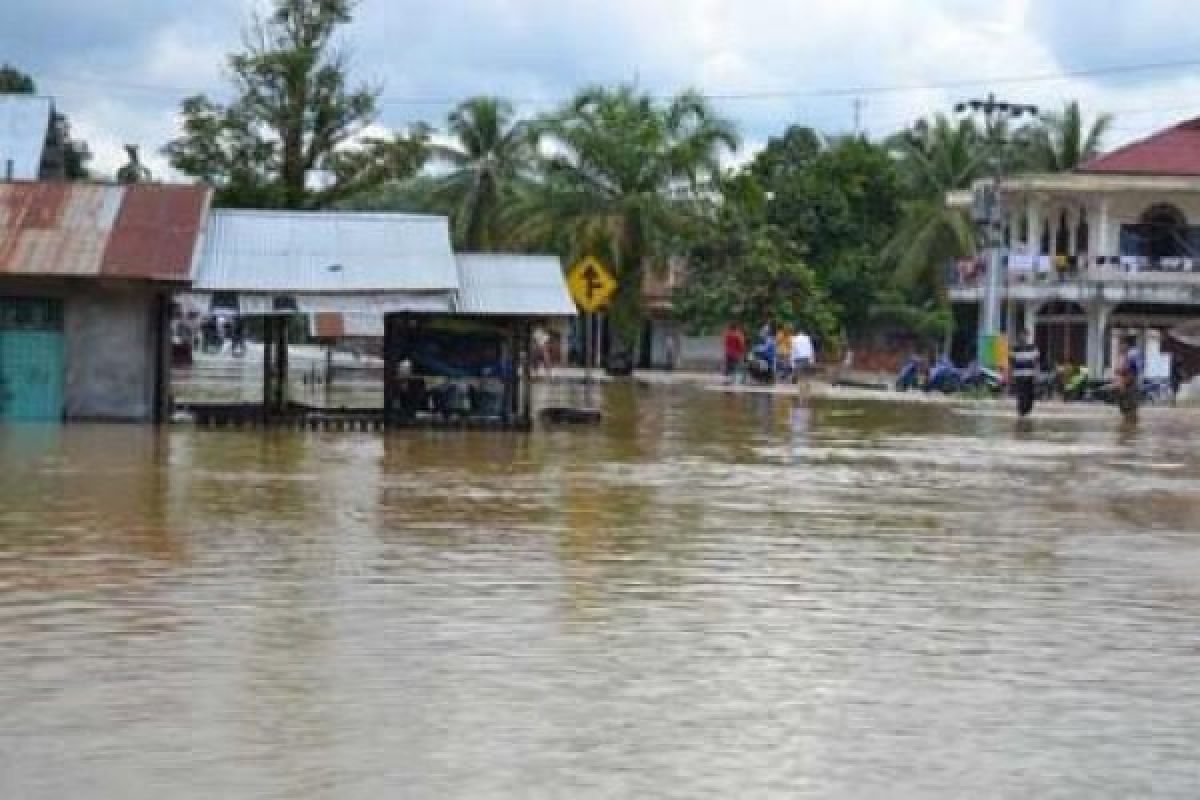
[955,93,1038,366]
[852,97,864,136]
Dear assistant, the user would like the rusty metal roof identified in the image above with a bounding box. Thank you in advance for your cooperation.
[0,182,211,281]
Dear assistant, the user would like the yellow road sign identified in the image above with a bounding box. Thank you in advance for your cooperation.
[567,256,618,313]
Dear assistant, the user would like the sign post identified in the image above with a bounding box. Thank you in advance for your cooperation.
[566,256,618,385]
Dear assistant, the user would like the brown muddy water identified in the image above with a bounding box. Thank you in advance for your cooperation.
[2,383,1200,799]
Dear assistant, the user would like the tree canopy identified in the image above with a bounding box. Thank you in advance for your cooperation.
[1026,101,1114,172]
[752,128,901,333]
[511,84,739,353]
[432,96,536,250]
[164,0,427,209]
[673,172,839,342]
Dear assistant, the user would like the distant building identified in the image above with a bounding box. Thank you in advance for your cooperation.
[947,118,1200,379]
[0,94,73,181]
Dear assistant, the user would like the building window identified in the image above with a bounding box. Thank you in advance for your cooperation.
[1120,203,1194,259]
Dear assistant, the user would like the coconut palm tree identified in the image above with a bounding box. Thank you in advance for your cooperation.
[433,96,536,250]
[882,113,987,301]
[1026,101,1114,172]
[513,84,739,362]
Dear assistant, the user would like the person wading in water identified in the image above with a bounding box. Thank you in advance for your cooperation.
[1010,329,1040,418]
[1115,335,1142,421]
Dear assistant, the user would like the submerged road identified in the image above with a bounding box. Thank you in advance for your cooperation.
[2,384,1200,798]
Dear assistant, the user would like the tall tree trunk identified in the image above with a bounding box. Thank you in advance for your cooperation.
[607,213,645,372]
[463,171,492,251]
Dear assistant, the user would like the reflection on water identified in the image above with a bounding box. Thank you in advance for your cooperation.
[3,386,1200,798]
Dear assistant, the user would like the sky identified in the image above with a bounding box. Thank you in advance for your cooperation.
[4,0,1200,177]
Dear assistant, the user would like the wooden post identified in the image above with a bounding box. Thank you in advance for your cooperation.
[382,313,395,424]
[152,292,168,424]
[521,320,534,425]
[507,320,519,421]
[262,316,275,420]
[275,315,289,416]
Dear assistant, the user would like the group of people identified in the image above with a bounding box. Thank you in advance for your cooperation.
[897,330,1186,422]
[723,322,816,384]
[1011,330,1161,420]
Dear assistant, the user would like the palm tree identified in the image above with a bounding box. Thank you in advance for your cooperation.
[882,113,987,301]
[1026,101,1114,172]
[433,96,535,250]
[514,84,739,361]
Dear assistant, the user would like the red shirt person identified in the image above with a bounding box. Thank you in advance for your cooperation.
[723,324,746,377]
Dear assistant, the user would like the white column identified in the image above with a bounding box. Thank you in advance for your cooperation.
[1097,198,1111,263]
[1066,206,1079,257]
[1027,201,1043,256]
[1026,300,1044,338]
[1086,301,1113,377]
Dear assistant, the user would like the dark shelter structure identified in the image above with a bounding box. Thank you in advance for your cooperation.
[186,211,574,431]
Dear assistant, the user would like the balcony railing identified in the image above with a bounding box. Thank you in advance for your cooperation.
[948,254,1200,289]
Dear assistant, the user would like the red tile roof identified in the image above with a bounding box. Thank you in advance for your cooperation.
[1079,118,1200,176]
[0,182,210,281]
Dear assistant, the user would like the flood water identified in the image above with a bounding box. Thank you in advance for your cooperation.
[3,384,1200,799]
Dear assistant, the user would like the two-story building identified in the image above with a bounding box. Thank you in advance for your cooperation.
[949,118,1200,379]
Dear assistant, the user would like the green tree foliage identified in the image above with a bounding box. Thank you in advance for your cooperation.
[752,128,901,332]
[1026,100,1113,172]
[431,96,536,250]
[164,0,427,209]
[882,114,984,303]
[513,84,738,355]
[673,173,839,341]
[0,63,91,180]
[0,64,36,93]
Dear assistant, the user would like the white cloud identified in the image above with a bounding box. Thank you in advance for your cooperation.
[4,0,1200,177]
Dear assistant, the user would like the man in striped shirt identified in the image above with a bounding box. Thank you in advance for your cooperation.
[1010,329,1040,418]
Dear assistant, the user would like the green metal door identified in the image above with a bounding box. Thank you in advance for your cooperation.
[0,298,65,422]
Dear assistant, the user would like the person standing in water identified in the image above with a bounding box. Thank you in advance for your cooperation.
[1115,335,1142,420]
[1010,328,1040,418]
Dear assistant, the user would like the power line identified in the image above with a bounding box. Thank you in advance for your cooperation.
[33,54,1200,108]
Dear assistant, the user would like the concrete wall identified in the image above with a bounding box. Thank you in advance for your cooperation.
[679,334,723,370]
[0,278,167,422]
[65,286,163,421]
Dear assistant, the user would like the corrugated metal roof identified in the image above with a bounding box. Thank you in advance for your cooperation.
[0,182,210,280]
[0,96,51,180]
[192,209,459,292]
[455,253,576,316]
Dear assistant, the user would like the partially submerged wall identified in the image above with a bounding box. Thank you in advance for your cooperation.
[65,286,163,421]
[0,278,167,422]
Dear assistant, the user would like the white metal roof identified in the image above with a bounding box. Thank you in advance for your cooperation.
[0,96,51,180]
[456,253,576,316]
[192,209,460,293]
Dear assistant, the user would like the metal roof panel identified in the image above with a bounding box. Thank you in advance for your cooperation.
[455,253,576,316]
[192,210,460,292]
[0,183,209,280]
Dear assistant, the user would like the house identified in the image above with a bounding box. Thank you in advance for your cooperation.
[0,182,210,421]
[947,118,1200,378]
